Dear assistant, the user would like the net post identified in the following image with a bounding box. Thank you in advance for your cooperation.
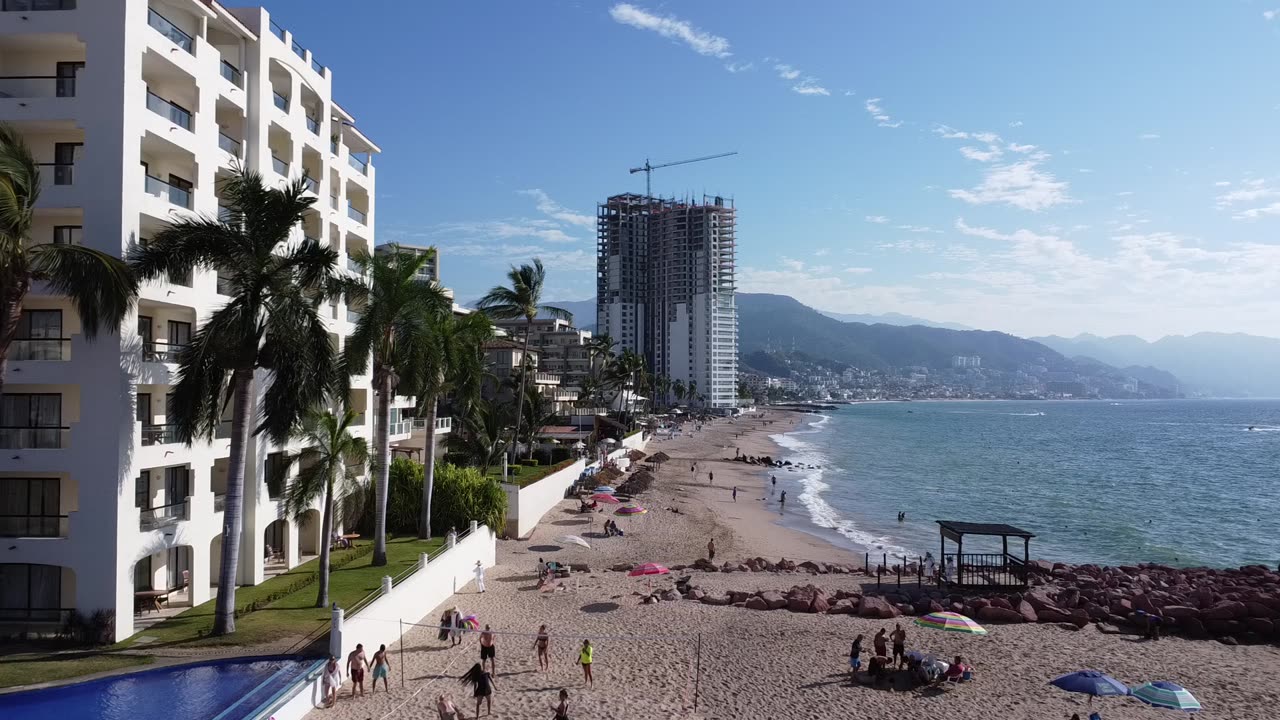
[694,631,702,711]
[399,618,405,688]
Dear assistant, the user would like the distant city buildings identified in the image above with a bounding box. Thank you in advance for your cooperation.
[596,193,738,410]
[951,355,982,369]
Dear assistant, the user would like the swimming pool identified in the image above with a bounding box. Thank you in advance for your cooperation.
[0,655,321,720]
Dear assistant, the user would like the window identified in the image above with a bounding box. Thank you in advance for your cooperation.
[52,142,80,185]
[164,466,189,504]
[52,225,80,245]
[0,394,62,448]
[13,310,62,360]
[0,564,62,620]
[0,478,60,537]
[54,61,82,98]
[135,470,150,509]
[265,452,289,498]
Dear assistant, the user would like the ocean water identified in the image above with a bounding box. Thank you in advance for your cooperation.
[766,400,1280,569]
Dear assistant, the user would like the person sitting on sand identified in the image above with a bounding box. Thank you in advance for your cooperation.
[461,662,496,718]
[944,655,969,682]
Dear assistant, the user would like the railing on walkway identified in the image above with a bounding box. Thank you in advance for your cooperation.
[345,526,476,617]
[941,552,1029,588]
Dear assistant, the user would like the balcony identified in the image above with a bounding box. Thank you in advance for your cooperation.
[37,162,73,186]
[146,91,192,131]
[269,18,285,40]
[218,205,233,222]
[0,75,75,99]
[348,155,367,175]
[347,205,366,224]
[220,61,243,88]
[305,115,319,134]
[218,132,241,158]
[0,513,68,538]
[271,156,288,176]
[346,308,362,324]
[213,493,226,513]
[140,423,176,446]
[142,341,186,364]
[303,175,319,194]
[329,194,338,210]
[140,500,188,531]
[148,8,193,54]
[272,91,289,112]
[435,416,452,432]
[345,257,363,273]
[390,420,412,436]
[144,175,191,209]
[330,138,338,155]
[10,337,69,361]
[291,39,305,60]
[2,0,78,9]
[311,58,324,76]
[0,426,68,449]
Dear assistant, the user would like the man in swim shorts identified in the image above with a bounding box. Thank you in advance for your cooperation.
[480,624,497,675]
[371,643,391,692]
[347,643,368,697]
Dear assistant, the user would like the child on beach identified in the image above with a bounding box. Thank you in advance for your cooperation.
[576,639,594,688]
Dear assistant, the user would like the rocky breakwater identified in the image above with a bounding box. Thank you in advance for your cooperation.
[613,557,1280,646]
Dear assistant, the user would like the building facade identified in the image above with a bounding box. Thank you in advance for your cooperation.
[0,0,405,641]
[596,194,738,410]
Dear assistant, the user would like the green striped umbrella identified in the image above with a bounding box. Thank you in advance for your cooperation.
[1131,681,1201,712]
[914,611,988,635]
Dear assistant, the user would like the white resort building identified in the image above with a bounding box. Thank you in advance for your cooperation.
[0,1,430,641]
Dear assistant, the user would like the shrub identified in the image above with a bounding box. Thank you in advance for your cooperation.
[372,458,507,536]
[550,447,572,464]
[521,458,539,467]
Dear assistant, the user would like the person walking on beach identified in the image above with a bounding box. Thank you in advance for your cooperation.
[534,624,551,671]
[371,644,391,693]
[708,470,714,485]
[461,663,496,718]
[890,623,908,668]
[576,639,594,688]
[873,628,888,659]
[480,624,497,675]
[848,634,864,680]
[322,656,342,708]
[346,643,368,698]
[770,475,776,496]
[732,486,738,502]
[779,490,787,511]
[551,689,571,720]
[474,560,486,593]
[707,537,716,563]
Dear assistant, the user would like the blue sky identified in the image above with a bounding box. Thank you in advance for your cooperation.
[268,1,1280,340]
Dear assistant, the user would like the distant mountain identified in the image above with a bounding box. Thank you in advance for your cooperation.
[1033,333,1280,397]
[737,293,1064,372]
[818,310,974,331]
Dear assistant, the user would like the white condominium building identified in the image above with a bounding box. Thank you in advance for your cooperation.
[597,194,739,410]
[0,0,420,641]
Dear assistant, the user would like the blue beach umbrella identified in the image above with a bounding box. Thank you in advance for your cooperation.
[1131,681,1201,712]
[594,486,616,494]
[1050,670,1130,698]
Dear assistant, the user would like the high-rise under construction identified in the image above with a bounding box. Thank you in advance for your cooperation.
[596,193,739,410]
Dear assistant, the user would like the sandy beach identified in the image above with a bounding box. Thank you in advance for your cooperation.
[314,411,1280,720]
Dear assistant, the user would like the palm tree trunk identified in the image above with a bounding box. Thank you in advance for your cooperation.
[509,320,532,468]
[316,483,334,608]
[372,371,391,566]
[213,367,253,636]
[417,397,438,539]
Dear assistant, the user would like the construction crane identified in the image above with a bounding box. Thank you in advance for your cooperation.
[629,152,737,198]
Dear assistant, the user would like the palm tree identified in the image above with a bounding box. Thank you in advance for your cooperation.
[653,374,670,412]
[284,408,367,607]
[688,380,699,409]
[342,246,451,566]
[130,167,343,635]
[0,123,136,393]
[673,379,687,406]
[404,310,493,539]
[607,349,645,427]
[452,400,507,475]
[475,259,570,465]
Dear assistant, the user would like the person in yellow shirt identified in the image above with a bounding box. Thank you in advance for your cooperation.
[575,638,594,688]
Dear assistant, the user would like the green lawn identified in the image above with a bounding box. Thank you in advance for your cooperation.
[119,537,444,650]
[486,459,578,488]
[0,652,153,690]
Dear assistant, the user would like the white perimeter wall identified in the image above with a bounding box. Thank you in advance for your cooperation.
[501,459,586,539]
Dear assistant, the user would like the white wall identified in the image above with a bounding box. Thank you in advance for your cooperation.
[501,459,586,539]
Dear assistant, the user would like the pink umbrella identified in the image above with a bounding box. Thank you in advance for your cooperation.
[591,493,622,504]
[629,562,670,592]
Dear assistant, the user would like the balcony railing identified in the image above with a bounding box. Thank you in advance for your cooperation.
[0,426,68,449]
[220,60,243,87]
[140,423,176,446]
[346,309,362,324]
[347,205,366,224]
[303,175,319,193]
[330,138,339,155]
[140,500,188,530]
[0,514,68,538]
[390,420,412,436]
[305,115,319,134]
[348,155,368,174]
[218,205,233,222]
[218,132,242,157]
[311,58,325,76]
[269,18,285,40]
[147,91,192,131]
[271,156,288,176]
[37,162,73,185]
[273,91,289,112]
[142,341,186,363]
[144,175,191,209]
[435,416,452,432]
[213,494,226,513]
[291,39,305,60]
[0,75,74,98]
[148,8,193,54]
[2,0,78,9]
[11,337,69,361]
[329,194,339,210]
[352,413,366,426]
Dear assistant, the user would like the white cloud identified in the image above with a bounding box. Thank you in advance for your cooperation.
[972,132,1000,144]
[864,98,901,128]
[609,4,731,58]
[1215,178,1280,219]
[773,63,801,80]
[933,124,969,139]
[517,189,594,230]
[842,90,857,97]
[1007,142,1037,153]
[949,160,1072,211]
[1264,9,1279,20]
[959,146,1003,162]
[844,267,873,274]
[1008,120,1024,128]
[792,78,830,96]
[1117,191,1134,196]
[864,215,890,224]
[1214,180,1232,187]
[895,224,936,234]
[724,61,754,73]
[1077,168,1094,173]
[813,248,830,257]
[1139,133,1161,140]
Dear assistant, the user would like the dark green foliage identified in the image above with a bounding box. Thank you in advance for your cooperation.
[372,459,507,536]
